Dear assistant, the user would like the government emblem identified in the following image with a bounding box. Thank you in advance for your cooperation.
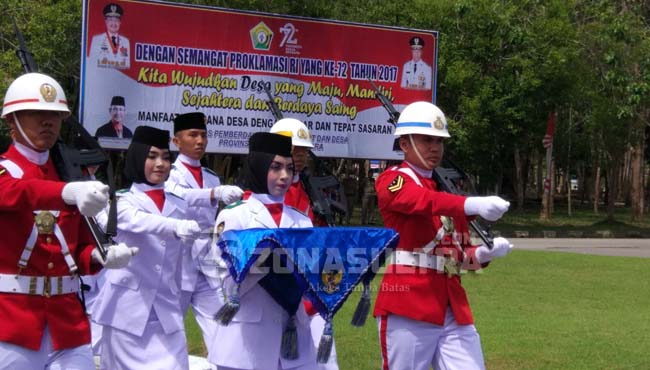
[39,83,57,102]
[35,211,56,234]
[321,269,343,294]
[433,117,444,130]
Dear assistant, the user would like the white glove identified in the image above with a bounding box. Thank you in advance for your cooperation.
[464,196,510,221]
[91,243,139,269]
[475,237,513,263]
[62,181,109,217]
[213,185,244,205]
[174,220,202,243]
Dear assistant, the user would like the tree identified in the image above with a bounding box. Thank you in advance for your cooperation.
[573,0,650,221]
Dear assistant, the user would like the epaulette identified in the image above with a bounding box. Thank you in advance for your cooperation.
[224,200,245,209]
[166,183,188,199]
[204,167,218,177]
[286,205,308,217]
[115,188,129,196]
[167,191,185,200]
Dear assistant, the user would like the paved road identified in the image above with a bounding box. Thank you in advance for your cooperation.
[512,238,650,258]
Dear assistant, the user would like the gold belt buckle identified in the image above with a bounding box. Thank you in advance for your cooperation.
[443,256,460,278]
[35,211,56,234]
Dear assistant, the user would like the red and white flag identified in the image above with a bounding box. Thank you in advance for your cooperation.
[542,111,555,148]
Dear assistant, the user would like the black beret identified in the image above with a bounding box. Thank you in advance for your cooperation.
[132,126,169,149]
[103,3,123,18]
[110,96,125,106]
[249,132,292,157]
[174,112,206,134]
[409,36,424,49]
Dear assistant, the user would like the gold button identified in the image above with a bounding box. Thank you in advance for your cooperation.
[46,237,52,244]
[47,262,54,269]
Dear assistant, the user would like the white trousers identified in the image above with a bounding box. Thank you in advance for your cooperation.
[82,272,106,356]
[308,314,339,370]
[100,319,189,370]
[90,320,103,356]
[217,362,320,370]
[180,272,222,351]
[0,325,94,370]
[377,308,485,370]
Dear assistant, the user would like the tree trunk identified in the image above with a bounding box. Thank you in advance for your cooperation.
[566,109,572,216]
[540,149,553,221]
[514,145,525,212]
[567,170,573,216]
[593,158,601,214]
[536,150,543,198]
[606,163,618,222]
[621,149,631,205]
[578,164,586,205]
[557,170,566,196]
[630,129,644,221]
[550,158,555,215]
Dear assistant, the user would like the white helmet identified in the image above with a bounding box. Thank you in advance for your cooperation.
[2,73,71,119]
[270,118,314,148]
[394,101,450,138]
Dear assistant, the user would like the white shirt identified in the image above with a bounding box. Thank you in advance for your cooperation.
[401,59,432,90]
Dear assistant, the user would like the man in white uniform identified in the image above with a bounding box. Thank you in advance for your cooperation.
[400,36,432,90]
[166,112,243,359]
[89,3,130,69]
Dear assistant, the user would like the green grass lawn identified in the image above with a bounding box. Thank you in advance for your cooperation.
[335,203,650,238]
[186,250,650,369]
[489,204,650,238]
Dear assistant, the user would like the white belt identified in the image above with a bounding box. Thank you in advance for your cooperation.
[0,273,80,297]
[391,250,463,277]
[391,250,446,272]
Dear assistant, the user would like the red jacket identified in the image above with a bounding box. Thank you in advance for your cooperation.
[373,162,483,326]
[284,178,327,226]
[0,145,100,350]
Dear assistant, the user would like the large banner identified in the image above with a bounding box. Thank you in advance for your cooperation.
[80,0,438,159]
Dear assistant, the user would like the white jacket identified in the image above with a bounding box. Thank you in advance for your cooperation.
[166,155,221,291]
[92,183,189,336]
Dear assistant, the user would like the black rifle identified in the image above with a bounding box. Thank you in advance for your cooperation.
[263,84,347,226]
[369,79,494,249]
[13,20,114,258]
